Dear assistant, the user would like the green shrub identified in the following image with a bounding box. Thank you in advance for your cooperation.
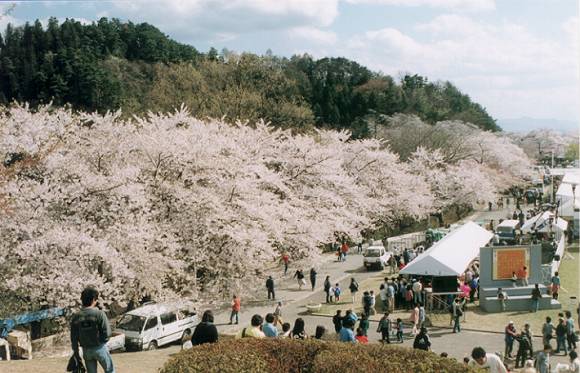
[313,348,382,373]
[161,339,475,373]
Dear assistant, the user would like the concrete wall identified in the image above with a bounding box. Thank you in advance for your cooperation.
[479,244,544,288]
[479,243,561,313]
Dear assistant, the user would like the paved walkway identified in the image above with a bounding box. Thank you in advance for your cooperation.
[213,251,382,334]
[212,202,531,335]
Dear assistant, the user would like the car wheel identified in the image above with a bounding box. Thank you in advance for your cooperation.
[148,341,158,351]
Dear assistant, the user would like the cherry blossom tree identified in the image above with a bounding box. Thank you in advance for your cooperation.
[0,105,435,313]
[408,147,497,222]
[507,129,577,160]
[378,115,533,190]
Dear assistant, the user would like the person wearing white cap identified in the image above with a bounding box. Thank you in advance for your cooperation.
[504,321,517,359]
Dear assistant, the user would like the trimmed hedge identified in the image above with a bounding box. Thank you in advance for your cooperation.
[161,339,476,373]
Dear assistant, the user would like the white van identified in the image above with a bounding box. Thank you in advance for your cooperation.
[496,219,519,244]
[363,245,391,270]
[115,301,197,351]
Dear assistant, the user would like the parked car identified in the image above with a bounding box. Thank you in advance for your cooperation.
[363,245,391,270]
[115,301,197,351]
[496,219,520,244]
[106,331,126,352]
[532,178,543,187]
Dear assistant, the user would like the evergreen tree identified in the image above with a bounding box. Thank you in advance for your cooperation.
[0,17,498,132]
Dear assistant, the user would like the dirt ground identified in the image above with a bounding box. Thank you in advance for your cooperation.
[1,345,180,373]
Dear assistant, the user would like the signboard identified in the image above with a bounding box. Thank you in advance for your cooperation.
[492,247,530,280]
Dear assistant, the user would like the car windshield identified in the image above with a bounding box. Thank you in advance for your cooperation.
[117,314,146,332]
[364,249,381,257]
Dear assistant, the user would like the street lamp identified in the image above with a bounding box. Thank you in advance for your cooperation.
[570,184,577,241]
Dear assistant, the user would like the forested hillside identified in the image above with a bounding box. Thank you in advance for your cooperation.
[0,17,499,135]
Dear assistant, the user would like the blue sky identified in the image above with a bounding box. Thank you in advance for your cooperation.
[1,0,579,127]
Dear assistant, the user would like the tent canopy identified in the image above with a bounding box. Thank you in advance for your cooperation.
[521,211,568,233]
[399,221,493,277]
[562,170,580,186]
[557,183,575,199]
[561,197,580,218]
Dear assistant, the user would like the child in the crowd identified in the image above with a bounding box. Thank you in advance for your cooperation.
[396,318,404,343]
[334,283,341,302]
[281,322,291,338]
[355,327,368,344]
[511,272,518,287]
[359,313,370,336]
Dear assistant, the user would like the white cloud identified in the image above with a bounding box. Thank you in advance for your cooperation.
[112,0,339,44]
[344,0,495,12]
[364,28,421,54]
[38,17,93,28]
[0,14,22,32]
[562,16,579,61]
[415,14,490,36]
[96,11,109,19]
[338,14,579,121]
[288,26,337,45]
[1,3,20,30]
[211,32,239,43]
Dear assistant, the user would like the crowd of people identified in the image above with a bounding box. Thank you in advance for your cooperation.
[191,301,580,373]
[500,310,579,372]
[66,285,579,373]
[176,192,580,372]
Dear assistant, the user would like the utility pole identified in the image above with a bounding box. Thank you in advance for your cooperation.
[551,150,555,203]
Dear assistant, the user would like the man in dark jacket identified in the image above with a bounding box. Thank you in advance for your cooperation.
[515,330,533,368]
[362,291,373,316]
[332,310,343,334]
[324,276,332,303]
[70,286,115,373]
[530,284,542,312]
[309,268,317,291]
[191,310,218,345]
[377,312,391,343]
[413,327,431,351]
[266,276,275,300]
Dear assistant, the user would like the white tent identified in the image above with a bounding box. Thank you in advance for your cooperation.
[399,221,493,277]
[561,197,580,219]
[521,211,568,233]
[556,183,574,199]
[562,170,580,186]
[558,170,580,220]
